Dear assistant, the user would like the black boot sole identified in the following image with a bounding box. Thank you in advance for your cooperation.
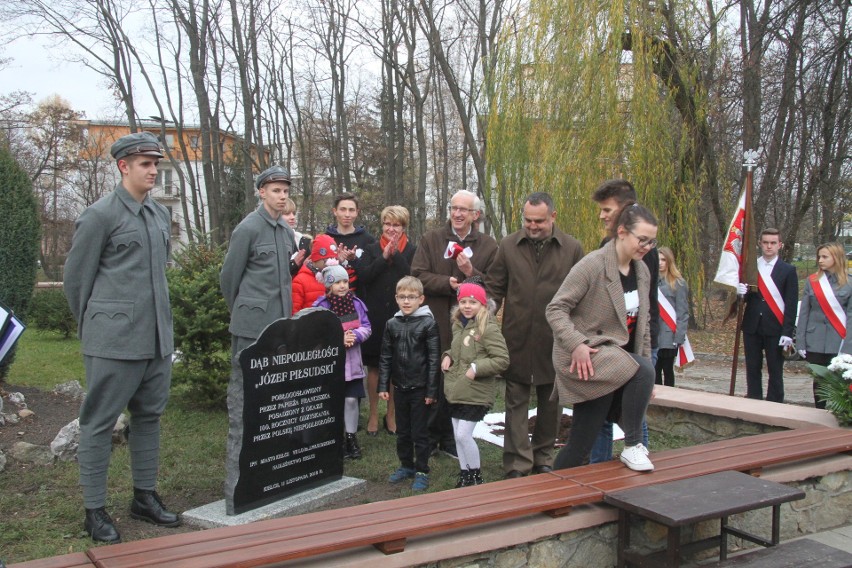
[130,511,182,528]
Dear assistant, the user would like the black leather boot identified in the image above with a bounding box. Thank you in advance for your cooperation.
[345,433,362,460]
[469,468,484,485]
[130,488,181,527]
[455,469,471,488]
[84,507,121,543]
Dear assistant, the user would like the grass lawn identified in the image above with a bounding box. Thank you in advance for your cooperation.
[0,328,689,563]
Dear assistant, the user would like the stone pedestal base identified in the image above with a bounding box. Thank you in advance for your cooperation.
[182,476,367,529]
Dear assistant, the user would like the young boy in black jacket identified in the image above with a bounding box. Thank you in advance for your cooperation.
[378,276,440,491]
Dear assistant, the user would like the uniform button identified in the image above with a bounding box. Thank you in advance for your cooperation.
[596,330,603,335]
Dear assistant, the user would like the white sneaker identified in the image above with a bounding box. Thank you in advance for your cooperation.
[620,444,654,472]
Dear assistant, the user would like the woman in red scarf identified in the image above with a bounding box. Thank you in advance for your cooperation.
[357,206,417,435]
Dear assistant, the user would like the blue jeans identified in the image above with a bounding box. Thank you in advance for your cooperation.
[588,349,656,464]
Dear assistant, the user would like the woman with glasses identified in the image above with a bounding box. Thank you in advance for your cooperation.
[357,206,417,435]
[547,204,658,472]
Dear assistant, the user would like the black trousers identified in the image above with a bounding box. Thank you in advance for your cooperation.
[394,386,431,473]
[743,331,784,403]
[428,373,456,452]
[554,354,654,469]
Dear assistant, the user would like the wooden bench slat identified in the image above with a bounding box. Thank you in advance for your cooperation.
[86,472,566,560]
[108,485,601,568]
[561,426,852,490]
[9,553,95,568]
[88,481,602,567]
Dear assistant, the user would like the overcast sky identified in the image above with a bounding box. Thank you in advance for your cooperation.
[1,36,142,120]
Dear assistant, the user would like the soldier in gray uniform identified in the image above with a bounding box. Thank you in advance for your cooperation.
[220,165,296,514]
[64,131,180,543]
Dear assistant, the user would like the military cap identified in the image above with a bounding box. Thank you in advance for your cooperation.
[256,165,292,189]
[110,132,164,160]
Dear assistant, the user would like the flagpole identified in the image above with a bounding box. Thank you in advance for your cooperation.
[728,149,759,396]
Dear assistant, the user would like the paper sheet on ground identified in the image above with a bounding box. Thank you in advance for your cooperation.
[472,407,625,448]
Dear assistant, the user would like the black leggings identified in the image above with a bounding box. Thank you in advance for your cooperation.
[805,351,833,410]
[554,354,655,469]
[655,348,677,387]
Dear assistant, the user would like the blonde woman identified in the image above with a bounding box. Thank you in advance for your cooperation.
[655,247,689,387]
[796,242,852,408]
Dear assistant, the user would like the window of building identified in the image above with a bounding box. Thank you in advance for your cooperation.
[156,168,174,195]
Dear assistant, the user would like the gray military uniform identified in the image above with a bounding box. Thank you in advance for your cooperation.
[221,204,296,338]
[220,203,295,514]
[64,183,174,508]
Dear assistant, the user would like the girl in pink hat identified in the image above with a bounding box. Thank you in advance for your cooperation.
[441,278,509,487]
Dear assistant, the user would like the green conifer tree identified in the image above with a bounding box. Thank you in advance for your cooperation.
[0,143,41,380]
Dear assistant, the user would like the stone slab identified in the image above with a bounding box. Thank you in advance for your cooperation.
[182,476,367,529]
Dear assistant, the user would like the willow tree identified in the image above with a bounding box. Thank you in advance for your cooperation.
[487,0,712,301]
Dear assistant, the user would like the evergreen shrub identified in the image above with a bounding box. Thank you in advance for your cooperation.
[29,288,76,337]
[168,236,231,408]
[0,144,41,379]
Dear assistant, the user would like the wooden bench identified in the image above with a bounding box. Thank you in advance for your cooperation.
[709,537,852,567]
[10,425,852,568]
[82,474,601,567]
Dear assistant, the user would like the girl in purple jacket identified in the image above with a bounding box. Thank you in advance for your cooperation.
[314,262,372,459]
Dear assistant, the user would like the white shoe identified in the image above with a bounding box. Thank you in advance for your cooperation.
[620,444,654,472]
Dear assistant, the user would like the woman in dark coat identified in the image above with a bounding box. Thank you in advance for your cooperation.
[357,206,417,435]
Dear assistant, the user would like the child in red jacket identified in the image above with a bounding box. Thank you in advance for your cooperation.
[292,234,338,313]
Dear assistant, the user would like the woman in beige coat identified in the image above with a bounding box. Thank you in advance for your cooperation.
[546,204,657,472]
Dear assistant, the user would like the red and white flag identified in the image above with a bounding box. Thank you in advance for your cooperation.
[713,190,756,288]
[677,337,695,368]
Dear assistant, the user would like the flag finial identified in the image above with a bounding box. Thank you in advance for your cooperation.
[743,149,759,170]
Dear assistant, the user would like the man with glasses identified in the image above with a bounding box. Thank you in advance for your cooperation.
[588,180,659,464]
[486,193,584,478]
[412,190,498,458]
[738,228,798,402]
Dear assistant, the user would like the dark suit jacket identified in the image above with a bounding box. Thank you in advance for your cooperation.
[742,259,798,337]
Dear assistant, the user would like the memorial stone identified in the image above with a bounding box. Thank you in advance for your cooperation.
[229,308,346,515]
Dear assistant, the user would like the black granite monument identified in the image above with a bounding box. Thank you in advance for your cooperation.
[231,308,346,514]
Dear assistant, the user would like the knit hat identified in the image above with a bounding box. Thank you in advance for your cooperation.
[457,281,486,305]
[318,262,349,287]
[311,234,338,262]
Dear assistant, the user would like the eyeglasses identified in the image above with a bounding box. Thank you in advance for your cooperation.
[629,230,657,249]
[449,205,475,214]
[396,294,421,302]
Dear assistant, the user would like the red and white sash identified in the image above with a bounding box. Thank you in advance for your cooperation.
[757,264,784,325]
[658,288,695,367]
[810,273,846,338]
[658,289,678,333]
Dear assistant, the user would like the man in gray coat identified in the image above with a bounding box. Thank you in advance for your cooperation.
[65,131,180,543]
[486,193,584,478]
[220,165,296,514]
